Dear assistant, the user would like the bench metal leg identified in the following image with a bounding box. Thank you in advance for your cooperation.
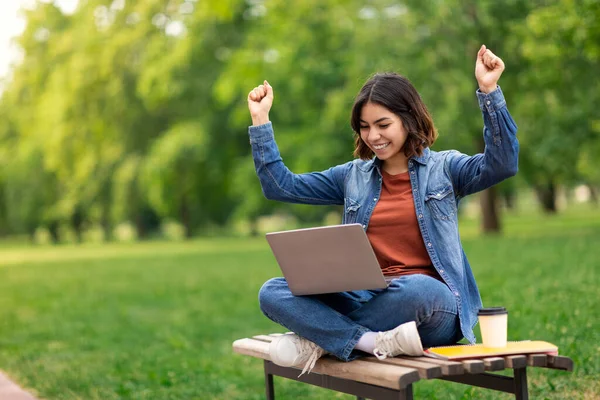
[265,364,275,400]
[514,367,528,400]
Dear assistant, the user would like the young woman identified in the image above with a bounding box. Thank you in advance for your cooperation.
[246,45,518,375]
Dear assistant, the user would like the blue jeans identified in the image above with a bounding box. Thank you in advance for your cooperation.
[258,274,463,361]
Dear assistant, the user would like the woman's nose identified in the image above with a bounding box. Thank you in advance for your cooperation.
[368,129,381,141]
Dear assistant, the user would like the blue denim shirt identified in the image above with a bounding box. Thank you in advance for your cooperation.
[248,87,518,343]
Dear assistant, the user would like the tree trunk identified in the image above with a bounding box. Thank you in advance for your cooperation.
[476,135,502,234]
[535,181,557,213]
[71,209,84,243]
[100,214,111,242]
[180,199,192,239]
[135,213,147,239]
[588,185,598,206]
[480,186,501,234]
[502,190,516,210]
[100,185,112,241]
[48,220,60,244]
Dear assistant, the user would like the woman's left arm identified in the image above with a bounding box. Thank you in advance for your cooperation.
[447,45,519,197]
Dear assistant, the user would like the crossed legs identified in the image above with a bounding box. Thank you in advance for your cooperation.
[258,274,462,362]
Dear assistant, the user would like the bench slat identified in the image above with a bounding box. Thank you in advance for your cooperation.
[252,334,277,342]
[527,354,548,367]
[547,355,574,371]
[310,358,421,390]
[233,338,270,359]
[504,355,527,369]
[364,357,443,379]
[462,359,485,374]
[483,357,505,371]
[411,356,464,375]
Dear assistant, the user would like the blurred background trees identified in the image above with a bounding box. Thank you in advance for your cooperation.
[0,0,598,242]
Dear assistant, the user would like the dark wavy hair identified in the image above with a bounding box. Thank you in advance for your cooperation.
[351,73,438,160]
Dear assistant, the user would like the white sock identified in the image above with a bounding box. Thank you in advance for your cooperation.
[354,332,377,354]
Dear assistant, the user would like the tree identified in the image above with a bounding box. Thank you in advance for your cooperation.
[515,0,600,212]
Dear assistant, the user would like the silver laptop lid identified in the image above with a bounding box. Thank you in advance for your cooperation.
[265,223,387,295]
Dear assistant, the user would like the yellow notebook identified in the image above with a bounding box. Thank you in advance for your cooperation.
[424,341,558,360]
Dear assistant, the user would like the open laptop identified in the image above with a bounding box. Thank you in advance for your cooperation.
[265,223,388,295]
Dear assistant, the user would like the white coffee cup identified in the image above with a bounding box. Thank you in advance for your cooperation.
[478,307,508,348]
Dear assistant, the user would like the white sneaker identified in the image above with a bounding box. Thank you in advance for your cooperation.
[269,334,327,376]
[373,321,424,360]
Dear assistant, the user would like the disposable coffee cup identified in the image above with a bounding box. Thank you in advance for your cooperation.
[478,307,508,348]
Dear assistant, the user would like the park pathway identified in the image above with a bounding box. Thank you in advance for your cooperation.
[0,372,38,400]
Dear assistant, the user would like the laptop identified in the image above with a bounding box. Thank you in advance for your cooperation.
[265,223,388,295]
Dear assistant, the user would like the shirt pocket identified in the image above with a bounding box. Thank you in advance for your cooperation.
[424,185,457,220]
[343,197,361,224]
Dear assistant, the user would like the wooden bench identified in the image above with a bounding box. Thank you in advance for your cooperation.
[233,333,573,400]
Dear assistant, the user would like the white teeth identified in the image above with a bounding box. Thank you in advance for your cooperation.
[373,143,390,150]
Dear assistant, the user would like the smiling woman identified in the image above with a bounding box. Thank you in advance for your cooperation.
[351,73,437,175]
[245,45,519,375]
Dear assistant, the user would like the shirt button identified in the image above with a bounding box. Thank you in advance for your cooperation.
[454,292,460,296]
[418,214,423,219]
[373,197,377,201]
[427,242,432,247]
[362,224,366,229]
[410,171,415,175]
[486,100,491,105]
[439,269,444,273]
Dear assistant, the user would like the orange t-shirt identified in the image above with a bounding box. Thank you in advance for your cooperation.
[366,169,440,280]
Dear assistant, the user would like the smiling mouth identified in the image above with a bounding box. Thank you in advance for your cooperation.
[373,143,390,150]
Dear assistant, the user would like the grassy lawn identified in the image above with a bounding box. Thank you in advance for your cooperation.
[1,207,599,399]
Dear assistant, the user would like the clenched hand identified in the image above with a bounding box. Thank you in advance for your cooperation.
[248,80,274,126]
[475,45,505,94]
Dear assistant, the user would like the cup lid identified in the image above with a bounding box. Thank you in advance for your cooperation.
[478,307,507,316]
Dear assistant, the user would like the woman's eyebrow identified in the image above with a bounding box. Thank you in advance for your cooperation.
[360,117,392,124]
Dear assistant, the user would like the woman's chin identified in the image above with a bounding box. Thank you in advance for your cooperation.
[373,147,395,159]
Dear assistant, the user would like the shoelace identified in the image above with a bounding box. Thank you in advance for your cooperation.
[373,347,390,360]
[296,340,324,377]
[299,347,323,377]
[372,331,398,360]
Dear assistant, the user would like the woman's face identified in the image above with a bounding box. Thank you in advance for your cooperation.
[359,102,409,168]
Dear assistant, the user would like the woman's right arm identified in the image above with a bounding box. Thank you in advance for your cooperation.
[247,82,347,205]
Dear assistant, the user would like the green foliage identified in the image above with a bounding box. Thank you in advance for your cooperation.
[515,0,600,186]
[141,121,207,235]
[0,0,598,238]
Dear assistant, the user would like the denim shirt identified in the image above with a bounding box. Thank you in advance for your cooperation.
[248,87,518,343]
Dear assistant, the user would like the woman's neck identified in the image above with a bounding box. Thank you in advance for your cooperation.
[382,155,409,175]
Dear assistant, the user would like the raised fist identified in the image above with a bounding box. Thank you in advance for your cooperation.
[475,45,505,94]
[248,80,273,126]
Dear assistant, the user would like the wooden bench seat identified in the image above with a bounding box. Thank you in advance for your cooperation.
[233,333,573,400]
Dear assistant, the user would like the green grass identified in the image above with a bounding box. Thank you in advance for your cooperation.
[1,209,599,399]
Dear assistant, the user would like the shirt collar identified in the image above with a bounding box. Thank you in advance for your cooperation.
[411,147,430,165]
